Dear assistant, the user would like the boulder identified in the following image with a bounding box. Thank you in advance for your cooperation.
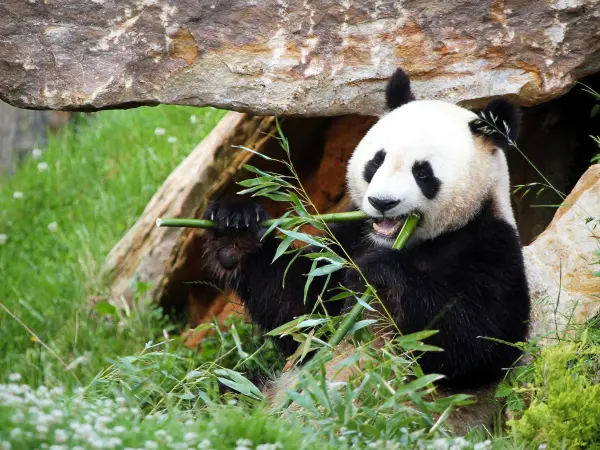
[525,164,600,342]
[1,1,599,115]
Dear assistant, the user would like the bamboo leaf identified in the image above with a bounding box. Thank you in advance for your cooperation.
[273,228,299,262]
[308,261,343,277]
[347,319,377,334]
[304,259,318,304]
[297,318,328,328]
[214,368,264,400]
[279,229,326,248]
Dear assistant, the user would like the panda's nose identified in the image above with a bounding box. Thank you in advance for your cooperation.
[368,197,400,213]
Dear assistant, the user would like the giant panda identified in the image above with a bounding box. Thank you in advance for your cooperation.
[201,68,531,433]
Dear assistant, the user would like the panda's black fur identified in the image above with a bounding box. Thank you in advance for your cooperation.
[202,68,531,396]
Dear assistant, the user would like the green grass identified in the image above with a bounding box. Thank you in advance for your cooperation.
[0,105,225,381]
[0,103,599,450]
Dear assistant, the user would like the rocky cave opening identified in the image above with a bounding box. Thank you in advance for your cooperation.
[157,74,600,338]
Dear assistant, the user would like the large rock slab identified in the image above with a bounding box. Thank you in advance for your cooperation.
[526,164,600,342]
[1,0,599,116]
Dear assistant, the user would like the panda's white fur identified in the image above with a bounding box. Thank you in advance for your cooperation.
[347,100,516,246]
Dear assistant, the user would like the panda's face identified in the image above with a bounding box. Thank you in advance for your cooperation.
[347,100,502,246]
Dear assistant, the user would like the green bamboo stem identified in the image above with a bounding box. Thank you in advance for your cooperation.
[155,211,371,229]
[276,212,420,411]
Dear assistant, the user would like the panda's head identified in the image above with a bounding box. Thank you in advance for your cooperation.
[347,68,521,246]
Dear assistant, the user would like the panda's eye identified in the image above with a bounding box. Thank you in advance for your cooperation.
[363,149,386,183]
[415,170,429,180]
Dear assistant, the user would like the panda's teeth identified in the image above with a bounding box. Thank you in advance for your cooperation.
[372,218,403,237]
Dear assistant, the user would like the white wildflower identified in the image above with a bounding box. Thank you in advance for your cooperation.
[13,191,24,199]
[197,440,212,450]
[433,439,449,450]
[184,432,198,442]
[0,234,7,245]
[190,114,197,124]
[474,441,492,450]
[145,441,159,450]
[8,373,21,382]
[0,441,12,450]
[154,430,167,439]
[37,162,49,172]
[11,409,25,423]
[114,425,126,433]
[236,440,253,448]
[9,428,22,439]
[32,148,43,159]
[227,399,237,406]
[48,222,58,232]
[538,446,547,450]
[107,437,122,448]
[36,423,49,437]
[145,340,153,349]
[167,136,178,143]
[184,419,194,427]
[55,428,68,443]
[154,127,166,136]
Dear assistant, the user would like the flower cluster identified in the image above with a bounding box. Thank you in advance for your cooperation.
[0,380,288,450]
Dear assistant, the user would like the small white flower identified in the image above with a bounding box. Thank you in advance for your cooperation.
[32,148,43,159]
[55,429,68,443]
[9,428,22,439]
[227,399,237,406]
[13,191,24,199]
[145,441,159,450]
[154,127,166,136]
[48,222,58,233]
[0,234,7,245]
[114,425,126,433]
[474,441,492,450]
[8,372,21,382]
[184,419,194,427]
[0,441,12,450]
[538,445,547,450]
[197,440,212,450]
[11,409,25,423]
[190,114,197,124]
[36,423,49,436]
[38,162,49,172]
[184,432,198,442]
[236,440,253,448]
[145,340,153,349]
[167,136,178,143]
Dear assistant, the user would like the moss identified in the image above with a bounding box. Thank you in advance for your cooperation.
[509,342,600,449]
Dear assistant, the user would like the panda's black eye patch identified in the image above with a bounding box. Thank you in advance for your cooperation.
[363,149,386,183]
[412,161,440,200]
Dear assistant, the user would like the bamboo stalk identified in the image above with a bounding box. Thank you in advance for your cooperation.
[155,211,371,229]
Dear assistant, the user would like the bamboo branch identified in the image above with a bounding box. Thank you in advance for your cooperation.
[276,212,420,411]
[155,211,371,229]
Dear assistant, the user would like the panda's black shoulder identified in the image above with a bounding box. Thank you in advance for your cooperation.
[415,201,526,277]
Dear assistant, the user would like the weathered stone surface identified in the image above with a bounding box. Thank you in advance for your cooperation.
[1,1,599,116]
[525,164,600,342]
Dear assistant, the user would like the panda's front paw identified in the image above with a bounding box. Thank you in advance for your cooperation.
[203,201,269,236]
[202,201,270,278]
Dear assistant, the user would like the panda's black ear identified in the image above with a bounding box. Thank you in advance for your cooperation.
[385,68,415,110]
[469,99,522,151]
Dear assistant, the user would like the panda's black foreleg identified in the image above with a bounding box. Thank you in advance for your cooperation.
[343,247,526,388]
[201,201,347,357]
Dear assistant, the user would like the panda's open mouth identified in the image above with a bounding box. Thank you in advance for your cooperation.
[372,216,407,239]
